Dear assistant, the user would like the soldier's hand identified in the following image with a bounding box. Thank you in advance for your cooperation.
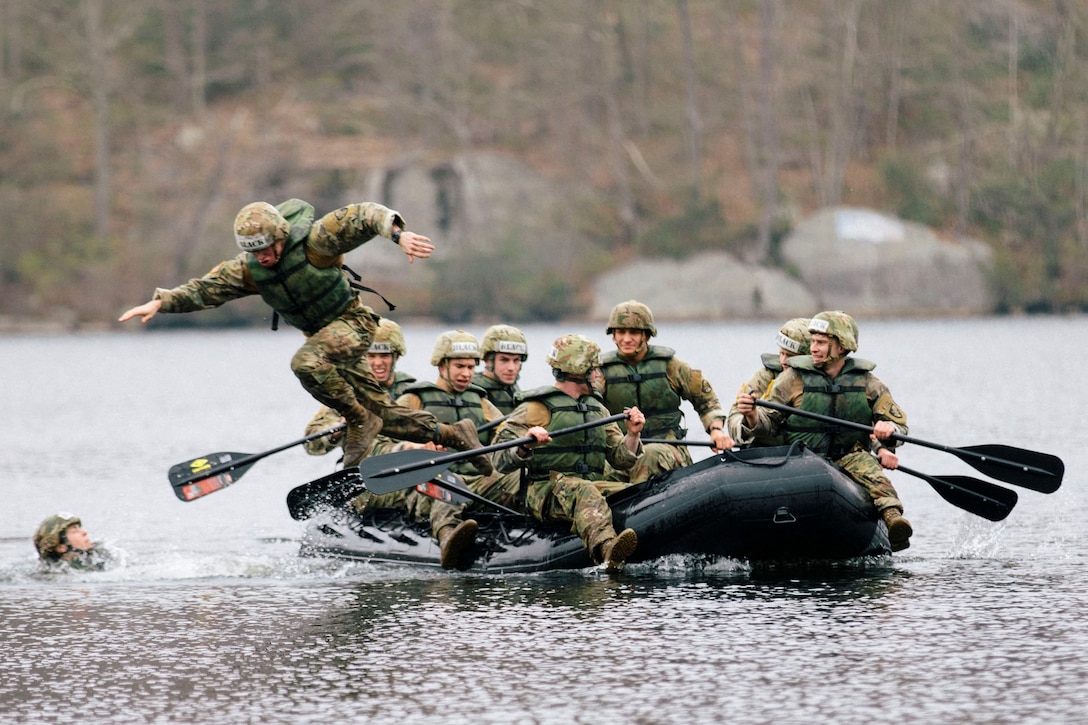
[119,299,162,324]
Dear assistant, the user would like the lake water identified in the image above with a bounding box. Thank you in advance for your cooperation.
[2,317,1086,723]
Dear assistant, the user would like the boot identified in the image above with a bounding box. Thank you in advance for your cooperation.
[436,419,493,476]
[343,406,383,468]
[599,528,638,573]
[882,508,913,552]
[437,519,478,570]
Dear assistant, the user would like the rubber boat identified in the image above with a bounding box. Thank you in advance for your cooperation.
[298,444,891,573]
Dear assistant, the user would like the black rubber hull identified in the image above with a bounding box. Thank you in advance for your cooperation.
[299,446,890,573]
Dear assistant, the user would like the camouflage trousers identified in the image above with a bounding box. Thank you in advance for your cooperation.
[525,472,619,560]
[290,304,438,443]
[429,471,517,537]
[597,441,694,495]
[835,449,904,513]
[350,488,433,521]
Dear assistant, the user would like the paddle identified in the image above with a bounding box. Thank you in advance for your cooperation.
[168,424,345,502]
[645,439,1017,521]
[286,452,523,521]
[285,412,630,519]
[895,465,1017,522]
[752,399,1063,493]
[170,414,510,503]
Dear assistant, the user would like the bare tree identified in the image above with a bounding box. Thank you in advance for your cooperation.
[676,0,703,202]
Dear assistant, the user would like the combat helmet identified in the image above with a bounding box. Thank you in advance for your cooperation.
[369,318,407,357]
[546,334,602,378]
[775,318,812,356]
[808,311,858,352]
[480,324,528,361]
[606,300,657,337]
[33,513,81,560]
[233,201,290,251]
[430,330,482,366]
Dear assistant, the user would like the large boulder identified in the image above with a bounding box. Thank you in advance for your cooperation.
[779,207,994,315]
[591,251,817,321]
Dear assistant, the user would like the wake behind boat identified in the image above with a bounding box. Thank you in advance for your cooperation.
[298,445,892,573]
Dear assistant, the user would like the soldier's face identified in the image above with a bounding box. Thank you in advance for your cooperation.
[810,334,844,365]
[252,240,285,267]
[367,352,394,384]
[62,525,93,552]
[489,353,523,385]
[441,358,477,393]
[612,328,647,358]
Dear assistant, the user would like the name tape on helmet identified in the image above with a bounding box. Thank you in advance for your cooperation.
[808,317,830,333]
[236,232,274,251]
[775,331,804,354]
[368,342,393,354]
[495,341,528,355]
[449,341,479,356]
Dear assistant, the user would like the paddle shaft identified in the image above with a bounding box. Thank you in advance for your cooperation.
[752,398,1060,488]
[366,412,630,481]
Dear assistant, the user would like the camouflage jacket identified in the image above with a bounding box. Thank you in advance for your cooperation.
[153,202,404,314]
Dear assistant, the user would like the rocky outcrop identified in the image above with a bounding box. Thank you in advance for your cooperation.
[778,207,994,316]
[592,207,994,320]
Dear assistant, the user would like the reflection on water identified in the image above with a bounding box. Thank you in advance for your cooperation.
[2,321,1087,723]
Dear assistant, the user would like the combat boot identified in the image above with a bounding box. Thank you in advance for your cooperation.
[437,519,478,570]
[436,419,493,475]
[343,406,383,468]
[882,508,913,552]
[599,528,638,573]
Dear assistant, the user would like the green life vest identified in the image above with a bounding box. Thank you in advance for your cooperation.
[404,381,491,475]
[761,352,783,373]
[389,371,417,400]
[472,372,520,415]
[600,345,683,438]
[245,199,356,335]
[783,356,877,458]
[520,386,609,482]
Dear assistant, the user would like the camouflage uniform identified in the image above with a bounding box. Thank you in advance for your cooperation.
[742,357,908,513]
[471,372,521,415]
[599,348,726,491]
[151,200,441,455]
[727,318,813,446]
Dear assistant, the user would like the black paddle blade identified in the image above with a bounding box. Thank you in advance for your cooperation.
[957,444,1063,494]
[922,473,1018,522]
[169,456,258,502]
[286,468,367,521]
[360,449,455,494]
[168,452,250,486]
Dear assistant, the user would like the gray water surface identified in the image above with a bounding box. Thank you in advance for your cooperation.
[2,318,1085,724]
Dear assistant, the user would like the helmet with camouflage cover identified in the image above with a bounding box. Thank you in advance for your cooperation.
[775,317,812,356]
[369,318,407,357]
[430,330,482,366]
[233,201,290,251]
[545,334,601,377]
[606,300,657,337]
[808,311,858,352]
[33,513,81,560]
[480,324,528,361]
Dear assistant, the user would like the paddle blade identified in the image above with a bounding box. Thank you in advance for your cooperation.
[922,474,1018,522]
[286,468,367,521]
[360,449,455,494]
[168,452,251,486]
[171,461,257,502]
[957,444,1063,493]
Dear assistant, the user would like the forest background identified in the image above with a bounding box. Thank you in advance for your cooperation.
[2,0,1087,328]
